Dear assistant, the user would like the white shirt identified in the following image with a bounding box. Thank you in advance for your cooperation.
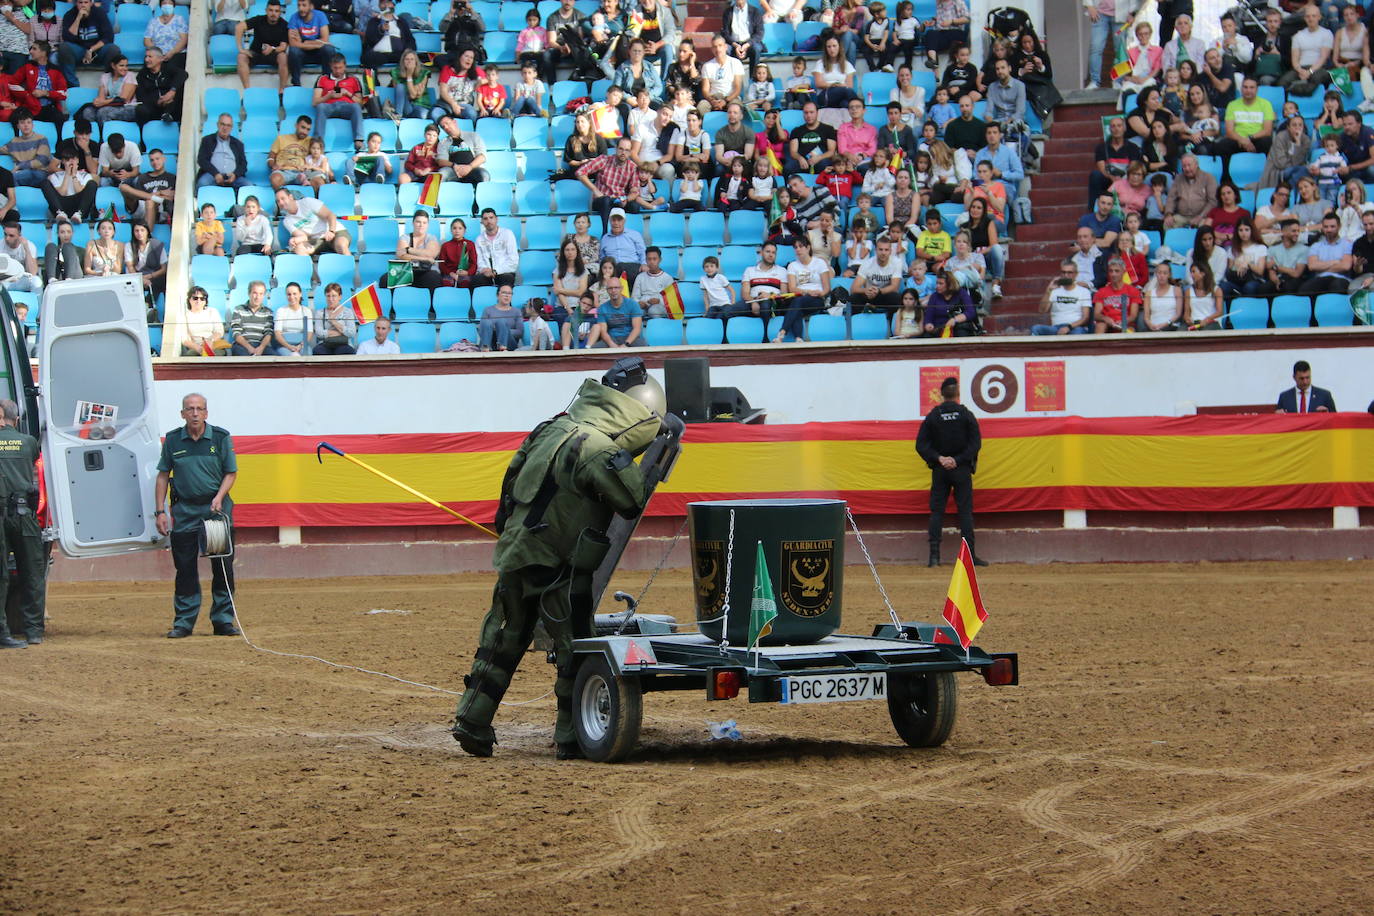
[357,336,401,354]
[283,196,330,238]
[476,226,519,275]
[811,58,855,87]
[700,272,732,306]
[631,267,675,307]
[634,120,680,163]
[1046,283,1091,326]
[1292,26,1334,69]
[98,140,142,176]
[856,254,906,291]
[702,56,745,98]
[0,237,35,273]
[741,263,788,298]
[728,5,749,42]
[787,256,830,294]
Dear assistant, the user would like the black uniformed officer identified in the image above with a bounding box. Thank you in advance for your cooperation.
[916,377,988,568]
[154,393,240,638]
[0,399,42,648]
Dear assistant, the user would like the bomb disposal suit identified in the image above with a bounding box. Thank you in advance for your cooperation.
[453,362,664,758]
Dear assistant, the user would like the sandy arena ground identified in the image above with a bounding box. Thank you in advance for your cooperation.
[2,560,1372,914]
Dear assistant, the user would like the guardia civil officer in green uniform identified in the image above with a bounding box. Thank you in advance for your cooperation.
[0,399,43,648]
[453,357,666,759]
[154,393,240,639]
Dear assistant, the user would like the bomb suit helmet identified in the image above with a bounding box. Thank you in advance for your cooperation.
[601,356,667,419]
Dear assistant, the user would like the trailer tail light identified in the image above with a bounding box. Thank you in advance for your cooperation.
[982,657,1016,686]
[711,670,742,700]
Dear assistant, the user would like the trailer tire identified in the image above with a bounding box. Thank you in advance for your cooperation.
[887,671,958,747]
[573,654,643,763]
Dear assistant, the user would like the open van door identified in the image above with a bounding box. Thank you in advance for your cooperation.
[39,275,166,558]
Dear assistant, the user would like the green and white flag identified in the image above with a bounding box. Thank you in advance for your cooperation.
[386,259,414,288]
[1329,66,1354,96]
[749,541,778,650]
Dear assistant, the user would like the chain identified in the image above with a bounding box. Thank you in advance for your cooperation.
[718,508,736,651]
[631,515,690,607]
[846,507,906,638]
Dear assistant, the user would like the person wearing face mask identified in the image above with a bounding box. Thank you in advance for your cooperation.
[143,2,189,73]
[30,0,62,49]
[0,0,33,74]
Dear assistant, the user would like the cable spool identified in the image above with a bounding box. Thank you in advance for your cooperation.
[200,513,234,559]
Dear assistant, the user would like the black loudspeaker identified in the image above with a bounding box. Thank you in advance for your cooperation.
[709,387,751,418]
[665,357,711,423]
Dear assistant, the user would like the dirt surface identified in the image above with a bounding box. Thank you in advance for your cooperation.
[3,560,1373,914]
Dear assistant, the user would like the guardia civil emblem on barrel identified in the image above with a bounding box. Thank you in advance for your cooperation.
[780,540,834,617]
[693,539,725,621]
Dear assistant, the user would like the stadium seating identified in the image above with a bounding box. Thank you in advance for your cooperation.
[1270,296,1312,329]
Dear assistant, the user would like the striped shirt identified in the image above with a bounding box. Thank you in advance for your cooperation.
[3,132,50,170]
[792,185,837,226]
[229,303,274,346]
[577,153,641,199]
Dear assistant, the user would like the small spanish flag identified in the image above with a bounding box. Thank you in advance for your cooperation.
[200,338,215,357]
[338,214,370,222]
[763,144,782,176]
[889,148,903,174]
[619,271,631,297]
[349,283,384,323]
[940,324,952,338]
[941,539,988,650]
[420,173,442,209]
[663,281,684,319]
[363,68,377,97]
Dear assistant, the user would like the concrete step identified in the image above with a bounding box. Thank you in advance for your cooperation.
[1051,102,1119,122]
[1013,221,1082,243]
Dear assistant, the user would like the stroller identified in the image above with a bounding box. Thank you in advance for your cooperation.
[560,25,606,82]
[985,6,1033,43]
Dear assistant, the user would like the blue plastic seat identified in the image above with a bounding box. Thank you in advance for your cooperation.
[316,252,357,288]
[807,313,847,341]
[438,320,475,348]
[512,118,548,150]
[14,187,44,220]
[514,180,552,215]
[726,211,765,244]
[1228,152,1265,189]
[360,118,398,151]
[724,315,765,344]
[281,86,315,118]
[642,318,684,346]
[1226,297,1269,330]
[141,121,178,152]
[362,218,400,253]
[391,286,433,321]
[553,181,591,213]
[358,253,391,285]
[433,287,472,321]
[521,150,558,180]
[471,286,497,313]
[551,114,576,148]
[485,151,519,183]
[398,118,430,150]
[209,33,238,72]
[1162,227,1197,254]
[114,31,144,66]
[116,3,152,32]
[241,118,278,154]
[794,21,824,51]
[702,110,727,134]
[1313,293,1354,326]
[684,317,724,345]
[850,313,889,340]
[204,88,241,122]
[484,31,518,63]
[551,81,586,112]
[718,247,755,279]
[475,118,513,151]
[243,87,280,120]
[274,253,315,289]
[332,32,362,66]
[475,182,513,215]
[318,183,355,217]
[232,254,273,289]
[523,215,563,249]
[688,211,726,247]
[437,182,474,215]
[394,321,437,353]
[1269,295,1312,328]
[358,184,398,217]
[762,23,794,56]
[645,212,684,247]
[191,254,231,289]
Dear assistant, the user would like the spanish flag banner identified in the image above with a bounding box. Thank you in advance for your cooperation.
[419,173,442,209]
[889,148,903,174]
[941,539,987,650]
[349,283,384,323]
[663,281,685,319]
[200,339,215,357]
[619,271,631,297]
[763,144,782,176]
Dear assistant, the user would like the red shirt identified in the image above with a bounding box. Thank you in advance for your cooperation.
[316,74,362,102]
[1092,283,1142,323]
[819,168,860,200]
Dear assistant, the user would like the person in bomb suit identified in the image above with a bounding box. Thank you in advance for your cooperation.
[453,357,666,759]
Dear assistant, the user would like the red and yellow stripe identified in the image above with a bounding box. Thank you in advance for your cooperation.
[349,283,383,323]
[226,416,1374,527]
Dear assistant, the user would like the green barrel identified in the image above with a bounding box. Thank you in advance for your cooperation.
[689,499,845,646]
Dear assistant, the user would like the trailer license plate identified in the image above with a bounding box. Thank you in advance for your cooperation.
[780,673,887,704]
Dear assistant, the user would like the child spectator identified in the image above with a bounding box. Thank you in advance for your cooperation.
[637,162,667,211]
[303,136,332,190]
[700,255,736,317]
[819,154,861,212]
[850,192,882,235]
[195,203,225,255]
[940,44,980,102]
[351,131,393,184]
[927,87,957,132]
[891,1,919,72]
[400,123,440,184]
[714,155,750,211]
[561,291,598,350]
[515,8,549,81]
[671,160,705,212]
[891,287,922,337]
[783,57,813,109]
[909,256,936,297]
[863,149,896,206]
[477,65,507,118]
[746,63,776,112]
[522,301,553,349]
[844,221,874,275]
[862,2,892,72]
[915,209,952,266]
[626,87,656,136]
[511,61,547,117]
[1314,133,1347,206]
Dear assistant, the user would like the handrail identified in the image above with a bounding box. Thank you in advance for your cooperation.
[160,0,211,357]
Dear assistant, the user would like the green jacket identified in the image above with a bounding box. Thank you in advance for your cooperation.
[492,380,660,573]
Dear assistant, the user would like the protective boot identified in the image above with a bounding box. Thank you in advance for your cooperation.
[452,719,496,758]
[555,741,585,760]
[927,542,940,567]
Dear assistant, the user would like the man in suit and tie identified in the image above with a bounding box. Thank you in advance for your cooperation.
[1276,360,1337,413]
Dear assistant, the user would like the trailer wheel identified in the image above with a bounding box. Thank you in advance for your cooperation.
[573,654,642,763]
[887,671,958,747]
